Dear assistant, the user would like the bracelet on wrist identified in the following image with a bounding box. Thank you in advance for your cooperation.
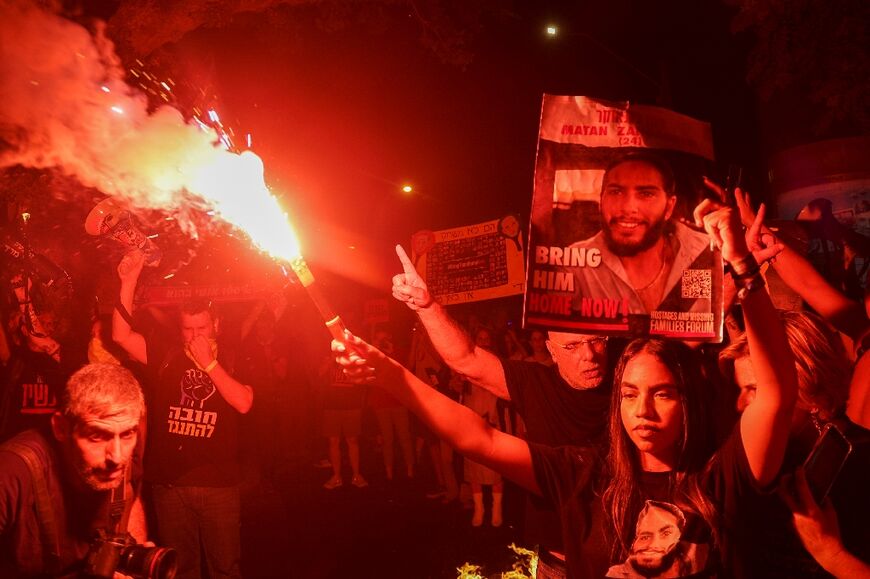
[736,274,766,301]
[729,253,760,278]
[204,359,219,373]
[732,266,761,281]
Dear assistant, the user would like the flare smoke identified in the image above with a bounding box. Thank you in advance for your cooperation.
[0,0,226,218]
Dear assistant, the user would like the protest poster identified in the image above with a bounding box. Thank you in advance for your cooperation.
[524,95,724,340]
[411,216,525,306]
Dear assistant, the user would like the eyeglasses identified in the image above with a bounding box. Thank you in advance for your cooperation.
[549,337,608,352]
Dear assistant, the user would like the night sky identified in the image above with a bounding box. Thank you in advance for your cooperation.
[2,0,864,316]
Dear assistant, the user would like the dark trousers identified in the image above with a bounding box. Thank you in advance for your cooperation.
[151,484,241,579]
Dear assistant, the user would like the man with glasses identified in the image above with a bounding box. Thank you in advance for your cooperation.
[392,246,613,577]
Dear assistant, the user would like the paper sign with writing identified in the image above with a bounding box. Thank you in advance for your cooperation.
[412,216,525,306]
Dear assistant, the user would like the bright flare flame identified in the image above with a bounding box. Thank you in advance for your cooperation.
[190,150,302,262]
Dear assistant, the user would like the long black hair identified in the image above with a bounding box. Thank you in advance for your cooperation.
[602,338,719,559]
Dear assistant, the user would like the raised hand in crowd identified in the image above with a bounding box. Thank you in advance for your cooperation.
[780,468,870,578]
[112,249,148,364]
[732,185,870,342]
[701,177,784,266]
[391,244,509,399]
[731,187,870,428]
[695,196,798,486]
[392,244,433,311]
[117,248,146,287]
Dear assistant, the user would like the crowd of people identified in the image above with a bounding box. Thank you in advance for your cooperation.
[1,155,869,579]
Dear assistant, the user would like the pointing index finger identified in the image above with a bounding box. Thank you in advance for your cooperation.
[395,244,417,275]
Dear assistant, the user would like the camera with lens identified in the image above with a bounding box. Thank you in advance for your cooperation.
[83,529,177,579]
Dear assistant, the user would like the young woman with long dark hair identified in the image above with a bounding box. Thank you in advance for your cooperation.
[335,200,798,577]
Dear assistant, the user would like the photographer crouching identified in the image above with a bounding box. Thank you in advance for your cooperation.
[0,363,177,578]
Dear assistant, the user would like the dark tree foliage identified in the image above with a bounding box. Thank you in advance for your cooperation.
[105,0,499,68]
[727,0,869,138]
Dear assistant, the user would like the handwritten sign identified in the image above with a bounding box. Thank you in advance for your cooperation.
[412,216,525,306]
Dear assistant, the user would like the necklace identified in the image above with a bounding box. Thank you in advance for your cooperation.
[634,244,669,293]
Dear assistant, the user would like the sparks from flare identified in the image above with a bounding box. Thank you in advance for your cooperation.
[186,148,345,341]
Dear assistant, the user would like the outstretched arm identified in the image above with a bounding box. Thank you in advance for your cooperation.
[696,197,798,487]
[111,251,147,364]
[734,188,870,341]
[335,331,538,493]
[392,244,509,398]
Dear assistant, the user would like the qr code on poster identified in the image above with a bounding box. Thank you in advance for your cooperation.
[681,269,711,299]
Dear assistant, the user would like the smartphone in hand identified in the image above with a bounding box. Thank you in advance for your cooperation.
[803,423,852,505]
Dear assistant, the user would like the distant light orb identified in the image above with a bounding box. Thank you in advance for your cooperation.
[546,25,557,36]
[402,185,413,194]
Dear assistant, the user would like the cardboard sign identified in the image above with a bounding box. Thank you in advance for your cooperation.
[412,216,525,306]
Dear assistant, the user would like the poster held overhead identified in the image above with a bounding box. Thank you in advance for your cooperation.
[524,95,724,341]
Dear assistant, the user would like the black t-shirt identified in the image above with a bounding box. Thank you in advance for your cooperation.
[503,360,611,447]
[503,359,611,553]
[730,419,870,578]
[531,427,756,579]
[0,347,67,442]
[143,337,244,486]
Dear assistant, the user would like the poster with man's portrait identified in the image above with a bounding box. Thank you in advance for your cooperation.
[523,95,724,341]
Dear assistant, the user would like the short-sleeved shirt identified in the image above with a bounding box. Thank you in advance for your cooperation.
[144,337,244,487]
[502,359,611,552]
[729,419,870,578]
[531,427,757,579]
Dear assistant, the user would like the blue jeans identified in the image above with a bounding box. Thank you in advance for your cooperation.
[151,484,241,579]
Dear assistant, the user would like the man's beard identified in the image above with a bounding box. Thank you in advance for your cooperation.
[602,215,668,257]
[68,452,125,492]
[78,464,125,491]
[629,546,679,576]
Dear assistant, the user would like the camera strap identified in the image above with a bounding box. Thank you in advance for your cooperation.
[1,440,62,574]
[108,464,134,534]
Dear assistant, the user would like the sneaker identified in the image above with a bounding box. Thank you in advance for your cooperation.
[425,486,446,499]
[351,474,369,488]
[323,475,342,490]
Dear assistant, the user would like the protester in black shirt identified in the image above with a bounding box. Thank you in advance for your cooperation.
[392,244,614,570]
[339,199,798,578]
[720,309,870,576]
[112,249,253,579]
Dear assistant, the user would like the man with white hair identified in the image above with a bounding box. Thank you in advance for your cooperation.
[392,245,613,576]
[0,363,147,577]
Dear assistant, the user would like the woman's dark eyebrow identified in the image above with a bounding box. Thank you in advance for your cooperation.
[619,382,678,391]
